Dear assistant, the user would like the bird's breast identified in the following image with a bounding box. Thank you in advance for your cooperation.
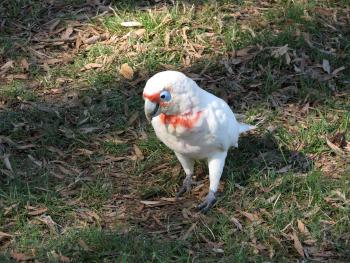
[151,111,224,159]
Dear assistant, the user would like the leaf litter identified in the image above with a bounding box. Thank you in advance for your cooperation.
[0,1,349,262]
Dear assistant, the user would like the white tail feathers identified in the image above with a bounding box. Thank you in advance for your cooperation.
[238,123,256,134]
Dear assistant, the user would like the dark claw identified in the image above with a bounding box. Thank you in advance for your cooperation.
[197,191,216,213]
[176,175,192,198]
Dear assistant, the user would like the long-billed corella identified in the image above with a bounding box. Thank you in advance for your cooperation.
[143,71,255,212]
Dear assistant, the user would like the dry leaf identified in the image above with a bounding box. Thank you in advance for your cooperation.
[240,211,260,222]
[276,165,292,173]
[27,207,48,216]
[285,52,291,65]
[304,206,320,218]
[119,63,134,80]
[160,197,177,202]
[10,251,31,262]
[81,63,103,71]
[78,239,91,251]
[59,255,70,263]
[292,231,305,257]
[3,154,13,171]
[47,146,64,157]
[79,127,100,134]
[16,144,35,150]
[332,66,345,75]
[322,59,331,74]
[303,239,316,246]
[20,58,29,71]
[230,216,243,230]
[77,148,94,156]
[235,46,255,57]
[266,193,279,203]
[326,137,345,156]
[0,60,14,75]
[330,132,347,148]
[10,74,28,80]
[1,60,14,71]
[4,203,17,215]
[272,44,288,58]
[99,156,127,164]
[181,222,197,240]
[62,26,73,39]
[297,220,310,235]
[43,58,62,65]
[76,33,82,50]
[0,231,12,241]
[140,200,161,205]
[133,28,146,37]
[133,144,144,160]
[164,31,170,48]
[37,215,58,232]
[121,21,142,27]
[49,19,61,32]
[269,245,275,259]
[212,248,224,254]
[127,112,139,125]
[83,35,100,45]
[28,154,42,167]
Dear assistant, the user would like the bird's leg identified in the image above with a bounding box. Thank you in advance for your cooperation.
[176,173,192,198]
[198,152,227,213]
[175,152,195,198]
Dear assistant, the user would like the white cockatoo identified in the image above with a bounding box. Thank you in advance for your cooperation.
[143,71,255,212]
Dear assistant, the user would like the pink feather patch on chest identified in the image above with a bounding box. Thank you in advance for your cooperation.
[160,111,202,129]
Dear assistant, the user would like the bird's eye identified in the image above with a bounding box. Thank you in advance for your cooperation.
[159,90,171,102]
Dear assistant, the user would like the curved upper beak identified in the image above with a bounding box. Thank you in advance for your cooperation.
[144,99,160,122]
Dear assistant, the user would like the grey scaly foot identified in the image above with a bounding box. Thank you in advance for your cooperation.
[176,174,192,198]
[197,191,216,213]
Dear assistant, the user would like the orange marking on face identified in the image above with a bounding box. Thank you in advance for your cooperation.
[160,111,202,129]
[143,92,160,103]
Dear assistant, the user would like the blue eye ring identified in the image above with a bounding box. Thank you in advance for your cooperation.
[160,90,171,102]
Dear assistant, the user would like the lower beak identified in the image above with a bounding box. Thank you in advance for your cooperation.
[144,100,160,122]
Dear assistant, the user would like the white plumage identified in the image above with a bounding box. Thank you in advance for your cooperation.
[143,71,254,212]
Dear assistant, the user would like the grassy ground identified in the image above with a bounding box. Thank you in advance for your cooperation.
[0,0,349,262]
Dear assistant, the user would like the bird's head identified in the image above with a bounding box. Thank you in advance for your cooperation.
[143,71,199,122]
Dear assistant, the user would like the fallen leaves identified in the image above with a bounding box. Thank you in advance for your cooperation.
[181,222,197,240]
[121,21,143,27]
[20,58,29,72]
[2,154,13,172]
[322,59,331,74]
[326,137,346,157]
[0,2,348,262]
[291,231,305,257]
[297,220,310,236]
[326,132,349,158]
[10,251,33,262]
[26,206,48,216]
[240,211,262,224]
[0,231,12,242]
[61,26,74,40]
[230,216,243,230]
[133,144,144,160]
[0,60,14,76]
[119,63,134,80]
[271,44,289,58]
[80,63,103,71]
[78,239,91,251]
[36,215,59,233]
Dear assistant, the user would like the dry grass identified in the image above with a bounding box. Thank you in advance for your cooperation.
[0,0,349,262]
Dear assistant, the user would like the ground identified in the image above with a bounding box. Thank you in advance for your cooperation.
[0,0,349,262]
